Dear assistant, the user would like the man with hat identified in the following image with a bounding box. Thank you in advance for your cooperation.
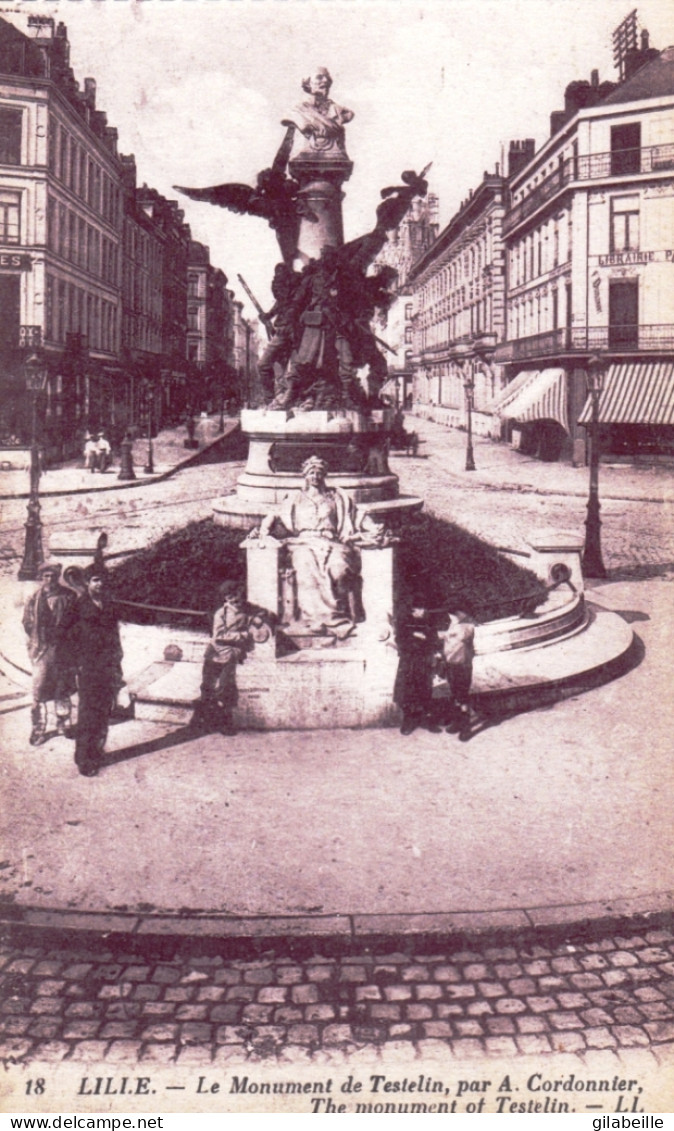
[22,561,78,745]
[191,581,252,735]
[61,563,123,776]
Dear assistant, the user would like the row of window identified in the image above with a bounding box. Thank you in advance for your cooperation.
[507,282,570,340]
[47,195,119,284]
[48,114,120,225]
[121,311,162,355]
[512,124,643,208]
[45,273,118,353]
[414,366,498,411]
[509,215,566,287]
[508,194,640,291]
[418,232,492,308]
[125,220,162,273]
[417,275,495,331]
[416,296,493,351]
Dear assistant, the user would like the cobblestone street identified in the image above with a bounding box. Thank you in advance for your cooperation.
[1,923,674,1067]
[392,419,674,580]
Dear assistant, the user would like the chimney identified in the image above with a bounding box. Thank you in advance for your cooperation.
[591,68,599,87]
[550,110,566,136]
[641,29,649,50]
[508,138,535,179]
[83,77,96,107]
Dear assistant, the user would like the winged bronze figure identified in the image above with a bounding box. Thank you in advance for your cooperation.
[174,125,316,266]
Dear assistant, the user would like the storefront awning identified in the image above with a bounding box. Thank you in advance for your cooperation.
[493,369,540,415]
[578,361,674,426]
[499,367,569,433]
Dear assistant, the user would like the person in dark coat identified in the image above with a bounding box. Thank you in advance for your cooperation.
[393,598,441,735]
[63,564,123,777]
[22,561,78,745]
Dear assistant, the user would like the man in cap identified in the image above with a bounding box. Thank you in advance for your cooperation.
[393,597,442,736]
[22,561,78,745]
[191,580,252,735]
[61,563,123,777]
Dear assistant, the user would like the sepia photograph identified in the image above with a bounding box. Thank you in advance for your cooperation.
[0,0,673,1116]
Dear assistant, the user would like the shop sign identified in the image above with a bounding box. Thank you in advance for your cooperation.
[0,253,31,272]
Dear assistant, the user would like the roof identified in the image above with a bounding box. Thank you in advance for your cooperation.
[602,47,674,104]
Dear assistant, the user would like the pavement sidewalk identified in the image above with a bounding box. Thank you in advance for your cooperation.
[406,414,674,504]
[0,415,239,501]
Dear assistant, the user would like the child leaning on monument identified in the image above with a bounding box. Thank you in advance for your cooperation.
[440,608,476,738]
[190,581,253,736]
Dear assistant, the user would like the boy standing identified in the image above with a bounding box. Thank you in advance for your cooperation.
[191,582,251,735]
[441,610,476,738]
[394,599,441,736]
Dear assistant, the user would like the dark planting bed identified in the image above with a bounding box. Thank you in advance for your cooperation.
[107,516,548,627]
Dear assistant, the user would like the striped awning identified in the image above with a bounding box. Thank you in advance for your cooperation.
[493,369,540,415]
[499,367,569,433]
[578,361,674,426]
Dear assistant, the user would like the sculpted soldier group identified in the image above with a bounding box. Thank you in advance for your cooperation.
[175,68,430,414]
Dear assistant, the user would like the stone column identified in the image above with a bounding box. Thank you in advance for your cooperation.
[290,155,352,267]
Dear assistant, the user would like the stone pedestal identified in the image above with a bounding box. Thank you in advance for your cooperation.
[289,153,352,267]
[528,529,585,592]
[213,408,423,530]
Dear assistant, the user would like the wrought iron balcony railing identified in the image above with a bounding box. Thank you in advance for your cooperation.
[503,143,674,235]
[496,323,674,361]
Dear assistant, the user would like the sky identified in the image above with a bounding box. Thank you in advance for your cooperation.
[2,0,673,316]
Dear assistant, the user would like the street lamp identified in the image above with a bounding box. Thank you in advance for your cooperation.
[582,354,607,579]
[218,368,225,433]
[143,384,154,475]
[18,353,48,581]
[461,362,476,472]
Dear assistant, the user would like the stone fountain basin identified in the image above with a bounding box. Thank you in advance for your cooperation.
[120,585,632,731]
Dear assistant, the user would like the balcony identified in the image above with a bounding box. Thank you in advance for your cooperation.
[503,143,674,235]
[495,324,674,362]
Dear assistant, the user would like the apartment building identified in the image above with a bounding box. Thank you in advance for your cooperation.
[408,168,509,438]
[495,31,674,461]
[0,15,123,457]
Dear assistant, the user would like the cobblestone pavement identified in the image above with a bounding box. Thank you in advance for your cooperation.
[1,924,673,1065]
[1,428,672,583]
[0,462,242,582]
[393,422,674,579]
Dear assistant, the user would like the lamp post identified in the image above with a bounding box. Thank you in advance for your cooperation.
[461,363,476,472]
[218,368,225,432]
[18,353,48,580]
[582,354,607,579]
[143,385,154,475]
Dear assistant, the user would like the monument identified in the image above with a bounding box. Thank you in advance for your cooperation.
[123,69,635,731]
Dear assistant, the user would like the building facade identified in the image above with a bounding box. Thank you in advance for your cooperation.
[373,194,438,408]
[0,15,124,459]
[408,168,510,438]
[187,240,237,413]
[495,33,674,461]
[0,12,243,464]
